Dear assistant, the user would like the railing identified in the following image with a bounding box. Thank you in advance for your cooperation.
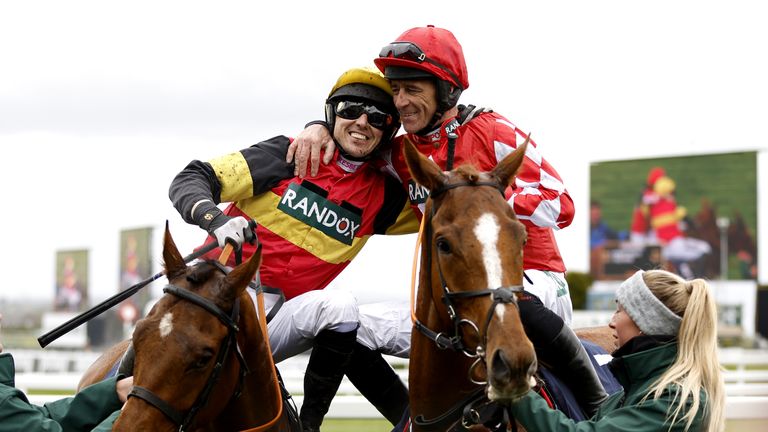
[11,348,768,419]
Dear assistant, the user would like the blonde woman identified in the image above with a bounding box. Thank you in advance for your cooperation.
[510,269,725,432]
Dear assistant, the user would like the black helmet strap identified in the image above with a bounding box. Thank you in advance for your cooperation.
[415,79,462,135]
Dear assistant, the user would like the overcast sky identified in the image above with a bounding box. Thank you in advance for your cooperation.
[1,1,766,307]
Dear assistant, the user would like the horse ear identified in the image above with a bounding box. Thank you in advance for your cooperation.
[162,221,187,280]
[492,138,528,188]
[221,245,262,302]
[403,138,448,192]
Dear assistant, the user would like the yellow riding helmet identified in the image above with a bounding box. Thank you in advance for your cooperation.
[653,176,676,196]
[328,66,393,102]
[325,67,400,143]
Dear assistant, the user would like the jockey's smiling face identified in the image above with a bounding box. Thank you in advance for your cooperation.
[332,106,385,159]
[390,79,438,133]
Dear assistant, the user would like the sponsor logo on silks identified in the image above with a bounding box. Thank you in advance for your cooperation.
[544,271,569,298]
[278,182,361,245]
[443,118,460,135]
[336,155,363,173]
[408,179,430,205]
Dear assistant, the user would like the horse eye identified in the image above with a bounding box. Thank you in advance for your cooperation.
[191,349,214,370]
[436,238,451,254]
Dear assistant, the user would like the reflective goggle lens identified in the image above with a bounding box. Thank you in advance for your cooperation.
[379,42,426,62]
[335,101,393,130]
[379,41,463,89]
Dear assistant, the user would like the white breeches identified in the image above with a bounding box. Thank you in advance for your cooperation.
[249,289,412,362]
[522,269,573,326]
[248,269,571,364]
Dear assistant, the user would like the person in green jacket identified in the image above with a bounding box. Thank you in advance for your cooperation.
[509,269,726,432]
[0,312,133,431]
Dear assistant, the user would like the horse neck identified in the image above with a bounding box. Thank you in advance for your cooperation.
[415,238,452,330]
[220,292,283,429]
[410,328,479,426]
[410,244,479,423]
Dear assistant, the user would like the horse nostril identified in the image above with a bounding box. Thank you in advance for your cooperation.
[491,349,512,384]
[527,358,538,387]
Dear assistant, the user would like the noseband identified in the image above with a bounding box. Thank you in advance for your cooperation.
[128,261,249,432]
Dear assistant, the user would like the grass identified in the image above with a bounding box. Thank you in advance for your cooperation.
[323,417,762,431]
[321,419,392,431]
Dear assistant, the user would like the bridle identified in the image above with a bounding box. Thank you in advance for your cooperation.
[415,179,525,371]
[127,244,289,432]
[411,179,524,430]
[127,260,249,432]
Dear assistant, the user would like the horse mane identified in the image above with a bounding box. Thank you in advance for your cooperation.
[452,164,483,183]
[184,260,221,289]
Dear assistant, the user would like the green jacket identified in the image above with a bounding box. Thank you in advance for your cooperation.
[0,353,122,432]
[509,339,707,431]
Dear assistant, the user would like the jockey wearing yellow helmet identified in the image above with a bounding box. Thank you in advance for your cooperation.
[325,66,400,159]
[170,67,415,432]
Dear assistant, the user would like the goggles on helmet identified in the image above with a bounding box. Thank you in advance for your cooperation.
[378,41,463,89]
[334,100,394,130]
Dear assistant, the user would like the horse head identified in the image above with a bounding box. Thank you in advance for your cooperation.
[113,223,276,431]
[404,140,537,428]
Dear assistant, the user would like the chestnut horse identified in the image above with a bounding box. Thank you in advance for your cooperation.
[403,141,616,431]
[79,226,295,431]
[403,140,538,431]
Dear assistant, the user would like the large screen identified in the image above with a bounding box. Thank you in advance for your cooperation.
[589,151,758,281]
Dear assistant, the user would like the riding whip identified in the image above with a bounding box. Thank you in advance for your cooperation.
[37,241,223,348]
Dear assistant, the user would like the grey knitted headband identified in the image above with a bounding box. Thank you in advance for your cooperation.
[616,270,682,335]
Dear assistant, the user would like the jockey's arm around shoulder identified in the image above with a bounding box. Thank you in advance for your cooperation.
[286,122,335,178]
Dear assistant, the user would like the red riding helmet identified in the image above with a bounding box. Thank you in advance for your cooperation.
[646,167,666,187]
[375,25,469,118]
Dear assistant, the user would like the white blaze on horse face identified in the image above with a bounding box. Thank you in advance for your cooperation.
[473,213,505,321]
[159,312,173,338]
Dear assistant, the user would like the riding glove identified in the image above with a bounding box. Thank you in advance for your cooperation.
[211,216,255,247]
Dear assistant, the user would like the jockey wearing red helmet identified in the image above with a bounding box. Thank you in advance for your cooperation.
[375,25,468,134]
[374,26,577,319]
[373,25,609,420]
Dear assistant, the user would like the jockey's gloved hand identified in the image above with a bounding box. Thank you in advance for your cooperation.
[211,216,256,248]
[192,201,256,247]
